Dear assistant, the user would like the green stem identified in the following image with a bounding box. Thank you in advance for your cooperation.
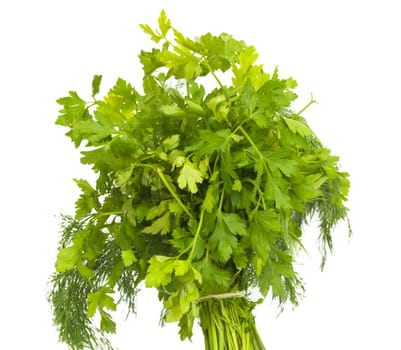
[188,209,205,261]
[218,189,225,212]
[199,297,266,350]
[238,126,269,174]
[296,95,317,116]
[203,61,230,99]
[156,168,193,218]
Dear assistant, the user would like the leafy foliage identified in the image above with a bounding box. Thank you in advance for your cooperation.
[49,10,350,349]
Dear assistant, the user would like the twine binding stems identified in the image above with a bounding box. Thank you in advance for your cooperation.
[198,291,247,302]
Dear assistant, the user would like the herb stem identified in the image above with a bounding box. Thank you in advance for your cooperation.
[204,62,229,99]
[218,189,225,212]
[188,209,205,262]
[296,96,317,116]
[156,168,193,218]
[95,211,123,218]
[238,126,269,173]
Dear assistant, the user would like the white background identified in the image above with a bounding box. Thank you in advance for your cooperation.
[1,0,400,349]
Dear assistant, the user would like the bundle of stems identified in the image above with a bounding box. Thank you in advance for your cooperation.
[200,297,265,350]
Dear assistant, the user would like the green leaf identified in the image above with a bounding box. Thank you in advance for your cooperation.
[193,259,232,293]
[262,150,298,177]
[55,246,79,272]
[73,178,95,195]
[250,210,280,262]
[73,119,113,144]
[232,45,259,86]
[253,210,281,232]
[76,259,94,279]
[177,161,204,193]
[146,203,167,221]
[87,287,116,319]
[165,304,183,323]
[291,174,327,202]
[99,78,138,121]
[282,117,313,137]
[101,294,117,312]
[158,9,171,36]
[162,134,180,151]
[139,23,162,43]
[160,104,186,117]
[179,282,199,314]
[169,150,186,169]
[73,179,99,218]
[56,91,87,128]
[100,311,117,334]
[195,129,231,155]
[202,184,217,213]
[265,177,292,209]
[146,255,175,288]
[221,212,247,236]
[110,135,139,159]
[258,252,299,302]
[174,260,190,276]
[87,292,100,318]
[232,179,242,192]
[140,49,164,75]
[121,249,137,267]
[184,60,202,80]
[206,95,229,119]
[186,99,205,114]
[209,215,238,262]
[142,212,171,235]
[115,164,135,188]
[91,74,102,97]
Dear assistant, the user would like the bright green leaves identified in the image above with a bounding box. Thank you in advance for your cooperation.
[232,45,269,90]
[73,179,100,218]
[291,173,327,202]
[55,246,79,273]
[55,227,97,280]
[51,10,351,350]
[194,258,232,294]
[140,11,246,81]
[146,255,175,288]
[72,117,113,146]
[121,249,137,267]
[56,91,87,127]
[55,229,88,274]
[257,251,304,307]
[177,161,204,193]
[158,9,171,37]
[56,77,138,149]
[202,183,218,213]
[282,116,313,137]
[145,256,202,324]
[160,104,186,117]
[99,78,138,122]
[56,91,90,147]
[209,212,247,263]
[140,9,171,43]
[87,287,116,318]
[146,256,202,288]
[91,74,102,97]
[162,134,180,151]
[87,286,117,334]
[250,210,281,264]
[164,281,200,323]
[142,211,171,234]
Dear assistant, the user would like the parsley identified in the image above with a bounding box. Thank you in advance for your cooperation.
[49,10,351,350]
